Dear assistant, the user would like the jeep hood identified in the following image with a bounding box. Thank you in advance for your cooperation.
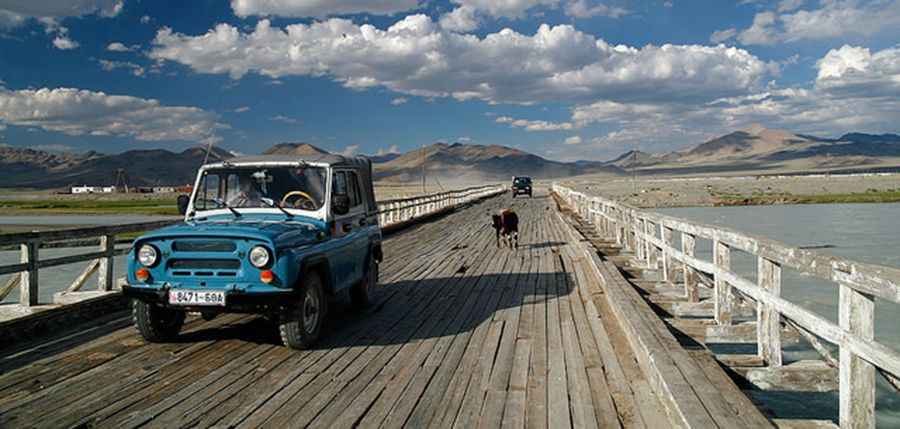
[137,215,325,249]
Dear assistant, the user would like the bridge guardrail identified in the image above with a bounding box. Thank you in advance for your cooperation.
[0,184,507,309]
[553,183,900,429]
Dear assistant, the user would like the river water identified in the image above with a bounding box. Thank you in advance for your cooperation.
[660,203,900,426]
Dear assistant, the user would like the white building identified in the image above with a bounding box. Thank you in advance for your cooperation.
[71,186,116,194]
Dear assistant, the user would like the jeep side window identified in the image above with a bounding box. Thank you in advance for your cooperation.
[333,171,348,197]
[347,171,363,209]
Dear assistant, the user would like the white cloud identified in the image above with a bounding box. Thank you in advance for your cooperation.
[709,28,736,43]
[376,144,400,155]
[450,0,558,19]
[106,42,133,52]
[52,35,79,49]
[738,1,900,45]
[270,115,300,124]
[564,135,582,145]
[815,45,900,97]
[564,0,628,18]
[496,116,574,131]
[0,86,223,143]
[390,97,408,105]
[230,0,421,18]
[0,0,122,31]
[140,15,151,24]
[439,6,479,32]
[150,16,770,105]
[233,106,251,113]
[98,59,145,76]
[340,144,360,156]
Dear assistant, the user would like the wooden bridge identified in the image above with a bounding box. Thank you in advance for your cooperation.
[0,185,897,428]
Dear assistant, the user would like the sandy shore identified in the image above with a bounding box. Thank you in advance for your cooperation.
[559,173,900,208]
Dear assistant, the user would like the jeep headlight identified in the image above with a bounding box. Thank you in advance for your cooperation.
[137,244,159,267]
[249,246,271,268]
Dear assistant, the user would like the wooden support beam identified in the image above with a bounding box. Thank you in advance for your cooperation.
[758,257,783,367]
[98,235,115,291]
[839,286,875,429]
[68,259,101,292]
[661,224,676,283]
[682,233,699,302]
[19,241,39,307]
[0,275,20,302]
[714,240,733,326]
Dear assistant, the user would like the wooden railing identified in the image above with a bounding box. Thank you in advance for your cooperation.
[553,183,900,429]
[0,221,179,306]
[0,184,506,309]
[376,184,506,228]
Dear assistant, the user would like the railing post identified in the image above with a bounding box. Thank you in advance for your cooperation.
[643,220,654,266]
[98,234,115,291]
[661,224,675,282]
[714,240,733,325]
[682,233,699,302]
[19,240,39,306]
[839,285,875,429]
[757,257,782,366]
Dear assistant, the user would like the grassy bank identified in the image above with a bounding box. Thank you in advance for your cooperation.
[714,189,900,206]
[0,198,179,215]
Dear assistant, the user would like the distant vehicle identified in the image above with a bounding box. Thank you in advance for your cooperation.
[123,154,382,350]
[511,176,533,197]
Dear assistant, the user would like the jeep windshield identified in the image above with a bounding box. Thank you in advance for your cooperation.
[513,177,531,186]
[192,166,327,214]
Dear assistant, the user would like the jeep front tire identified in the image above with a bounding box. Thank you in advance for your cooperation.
[280,271,326,350]
[132,300,185,342]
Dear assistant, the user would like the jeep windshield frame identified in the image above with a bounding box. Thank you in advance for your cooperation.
[187,162,329,221]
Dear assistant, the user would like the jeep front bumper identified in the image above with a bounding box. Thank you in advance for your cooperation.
[122,285,300,313]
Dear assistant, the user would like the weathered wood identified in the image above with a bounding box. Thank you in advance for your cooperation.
[681,232,699,302]
[98,234,115,291]
[713,240,733,326]
[839,286,875,429]
[67,259,100,292]
[0,275,20,301]
[19,242,39,307]
[737,360,838,392]
[758,257,783,367]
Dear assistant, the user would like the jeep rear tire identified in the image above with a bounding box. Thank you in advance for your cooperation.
[280,272,326,350]
[351,256,378,309]
[132,300,185,342]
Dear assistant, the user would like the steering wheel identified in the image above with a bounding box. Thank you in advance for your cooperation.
[281,191,317,210]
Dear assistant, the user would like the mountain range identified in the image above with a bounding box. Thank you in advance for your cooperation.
[1,126,899,189]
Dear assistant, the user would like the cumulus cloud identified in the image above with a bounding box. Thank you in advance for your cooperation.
[98,59,145,76]
[340,144,360,156]
[738,0,900,45]
[230,0,420,18]
[815,45,900,97]
[233,106,251,113]
[106,41,134,51]
[376,144,400,155]
[0,0,122,32]
[564,135,582,145]
[564,0,628,18]
[496,116,574,131]
[52,35,79,49]
[450,0,558,19]
[150,15,770,106]
[709,28,737,43]
[390,97,408,105]
[439,6,479,32]
[0,86,223,143]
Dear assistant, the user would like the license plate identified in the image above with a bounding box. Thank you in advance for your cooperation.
[168,289,226,306]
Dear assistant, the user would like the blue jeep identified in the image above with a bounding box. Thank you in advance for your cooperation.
[122,154,382,349]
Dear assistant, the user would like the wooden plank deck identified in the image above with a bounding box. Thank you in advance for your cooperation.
[0,190,768,428]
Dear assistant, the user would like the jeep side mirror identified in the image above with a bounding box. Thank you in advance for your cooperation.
[177,194,190,215]
[333,194,350,216]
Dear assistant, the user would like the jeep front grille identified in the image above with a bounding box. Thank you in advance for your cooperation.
[169,259,241,270]
[171,240,236,252]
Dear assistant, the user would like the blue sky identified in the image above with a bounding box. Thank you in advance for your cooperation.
[0,0,898,161]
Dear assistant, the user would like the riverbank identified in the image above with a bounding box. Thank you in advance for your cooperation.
[562,173,900,208]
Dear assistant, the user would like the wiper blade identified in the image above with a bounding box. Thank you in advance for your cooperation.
[261,198,293,219]
[200,198,242,218]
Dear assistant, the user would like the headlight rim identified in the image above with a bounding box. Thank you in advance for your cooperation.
[137,244,159,267]
[249,245,272,269]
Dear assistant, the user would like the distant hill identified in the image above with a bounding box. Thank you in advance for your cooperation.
[608,126,900,175]
[0,146,233,188]
[373,142,623,183]
[263,142,330,157]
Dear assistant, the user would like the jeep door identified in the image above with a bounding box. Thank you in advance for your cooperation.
[330,170,368,289]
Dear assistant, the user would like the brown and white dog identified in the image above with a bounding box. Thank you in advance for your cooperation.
[490,208,519,248]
